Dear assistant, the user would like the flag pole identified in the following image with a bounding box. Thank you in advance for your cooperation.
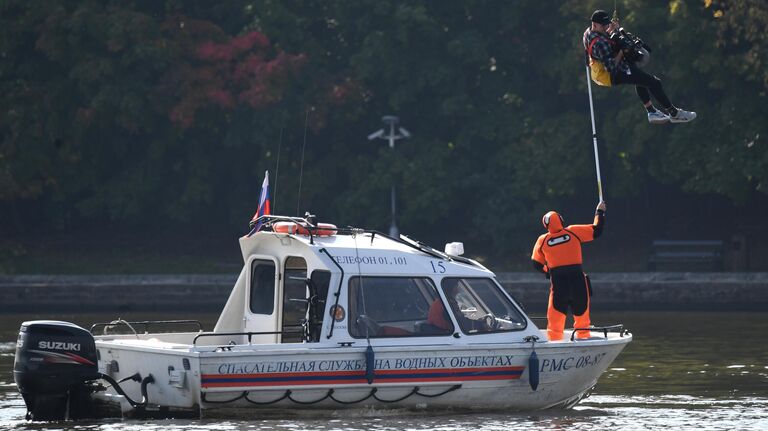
[247,170,270,237]
[585,65,604,203]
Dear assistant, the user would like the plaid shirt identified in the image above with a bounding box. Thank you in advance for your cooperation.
[583,28,630,77]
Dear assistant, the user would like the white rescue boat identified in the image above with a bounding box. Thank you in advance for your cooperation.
[13,215,631,420]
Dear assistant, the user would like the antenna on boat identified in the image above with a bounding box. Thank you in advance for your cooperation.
[351,232,376,384]
[296,109,310,216]
[351,233,370,341]
[273,127,283,213]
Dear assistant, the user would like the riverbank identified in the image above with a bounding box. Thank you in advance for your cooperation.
[1,272,766,313]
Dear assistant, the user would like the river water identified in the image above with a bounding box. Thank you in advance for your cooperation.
[0,311,766,430]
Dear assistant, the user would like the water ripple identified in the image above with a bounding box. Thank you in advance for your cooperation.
[0,394,766,430]
[1,311,766,430]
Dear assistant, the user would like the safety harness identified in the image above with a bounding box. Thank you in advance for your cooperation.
[586,33,613,87]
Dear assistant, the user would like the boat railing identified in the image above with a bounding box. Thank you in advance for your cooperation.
[193,328,306,348]
[251,214,480,267]
[570,324,629,341]
[90,319,205,336]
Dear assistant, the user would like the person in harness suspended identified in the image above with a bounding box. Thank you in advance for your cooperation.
[531,201,606,341]
[584,9,696,124]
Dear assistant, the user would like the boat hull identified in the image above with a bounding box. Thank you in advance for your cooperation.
[95,333,630,415]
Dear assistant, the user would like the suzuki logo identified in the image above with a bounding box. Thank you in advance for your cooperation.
[38,341,81,351]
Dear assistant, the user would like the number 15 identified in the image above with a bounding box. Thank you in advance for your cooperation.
[430,261,446,273]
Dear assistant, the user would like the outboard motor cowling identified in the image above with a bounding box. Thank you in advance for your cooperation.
[14,321,99,421]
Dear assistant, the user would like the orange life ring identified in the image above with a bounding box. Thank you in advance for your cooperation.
[315,223,338,236]
[273,222,300,234]
[273,222,337,236]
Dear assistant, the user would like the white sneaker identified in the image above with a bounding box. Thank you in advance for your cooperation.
[669,108,697,123]
[647,111,670,124]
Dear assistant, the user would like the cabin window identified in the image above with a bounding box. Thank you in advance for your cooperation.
[440,277,527,334]
[281,256,308,343]
[348,276,453,338]
[249,259,276,314]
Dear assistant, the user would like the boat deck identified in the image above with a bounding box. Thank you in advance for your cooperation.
[95,327,631,353]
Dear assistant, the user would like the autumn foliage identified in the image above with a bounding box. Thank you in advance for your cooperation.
[168,19,307,128]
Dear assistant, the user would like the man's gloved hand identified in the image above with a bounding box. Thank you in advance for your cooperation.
[608,21,619,34]
[596,201,606,214]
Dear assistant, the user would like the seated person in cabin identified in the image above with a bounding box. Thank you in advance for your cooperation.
[425,297,454,333]
[427,280,488,333]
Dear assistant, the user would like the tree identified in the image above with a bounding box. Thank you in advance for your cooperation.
[2,1,767,271]
[0,1,347,231]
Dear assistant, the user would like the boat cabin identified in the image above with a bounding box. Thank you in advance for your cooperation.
[210,218,539,348]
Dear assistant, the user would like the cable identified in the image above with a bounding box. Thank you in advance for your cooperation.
[296,109,310,216]
[98,373,154,409]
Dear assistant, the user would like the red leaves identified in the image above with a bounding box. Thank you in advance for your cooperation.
[196,41,234,62]
[231,31,270,53]
[207,89,235,109]
[196,31,270,62]
[26,6,352,133]
[169,30,306,128]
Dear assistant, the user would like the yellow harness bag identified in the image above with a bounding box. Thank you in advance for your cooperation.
[587,37,612,87]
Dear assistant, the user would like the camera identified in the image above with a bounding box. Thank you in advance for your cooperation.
[610,27,651,67]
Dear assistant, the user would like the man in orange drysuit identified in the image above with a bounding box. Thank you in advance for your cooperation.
[531,201,606,341]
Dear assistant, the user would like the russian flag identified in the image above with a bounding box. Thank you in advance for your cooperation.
[247,171,270,237]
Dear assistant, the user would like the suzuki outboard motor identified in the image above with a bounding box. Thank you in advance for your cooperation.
[14,321,99,421]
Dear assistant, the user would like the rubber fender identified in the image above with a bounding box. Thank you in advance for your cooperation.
[365,345,375,384]
[528,350,539,391]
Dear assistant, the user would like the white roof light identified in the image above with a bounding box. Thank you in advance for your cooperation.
[445,242,464,256]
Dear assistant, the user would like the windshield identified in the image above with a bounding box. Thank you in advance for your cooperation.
[440,277,527,334]
[348,276,454,338]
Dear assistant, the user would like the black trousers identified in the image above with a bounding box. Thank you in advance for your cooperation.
[549,265,590,316]
[613,63,673,109]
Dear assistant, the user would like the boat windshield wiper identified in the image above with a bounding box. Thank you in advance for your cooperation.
[398,234,453,260]
[362,230,449,261]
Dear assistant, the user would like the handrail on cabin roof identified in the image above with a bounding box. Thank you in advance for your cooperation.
[249,214,479,268]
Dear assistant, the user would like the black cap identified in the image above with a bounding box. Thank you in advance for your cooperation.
[591,10,611,25]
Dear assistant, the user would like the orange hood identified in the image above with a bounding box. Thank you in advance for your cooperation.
[542,211,564,233]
